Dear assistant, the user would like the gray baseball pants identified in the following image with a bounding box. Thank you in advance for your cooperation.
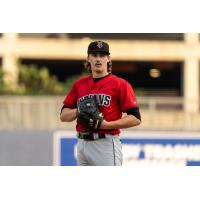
[76,134,123,166]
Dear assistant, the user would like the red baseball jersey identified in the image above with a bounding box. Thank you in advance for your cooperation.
[63,74,139,135]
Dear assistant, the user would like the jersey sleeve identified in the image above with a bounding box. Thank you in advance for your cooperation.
[63,82,78,109]
[118,80,139,112]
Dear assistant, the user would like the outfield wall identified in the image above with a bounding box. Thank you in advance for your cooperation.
[53,130,200,166]
[0,130,53,166]
[1,129,200,166]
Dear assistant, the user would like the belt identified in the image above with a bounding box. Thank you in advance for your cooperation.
[77,132,108,141]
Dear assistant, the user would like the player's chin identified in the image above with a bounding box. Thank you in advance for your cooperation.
[94,65,102,69]
[94,68,103,73]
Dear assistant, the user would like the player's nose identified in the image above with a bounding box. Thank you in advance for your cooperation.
[95,56,101,61]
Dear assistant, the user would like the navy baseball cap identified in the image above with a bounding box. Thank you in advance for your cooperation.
[87,41,110,55]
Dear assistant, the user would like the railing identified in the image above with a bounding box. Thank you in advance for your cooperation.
[0,96,200,131]
[0,96,64,130]
[138,97,184,111]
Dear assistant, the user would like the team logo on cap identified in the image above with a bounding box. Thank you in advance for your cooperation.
[97,41,103,48]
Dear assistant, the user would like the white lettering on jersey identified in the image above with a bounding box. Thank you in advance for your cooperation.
[78,94,111,107]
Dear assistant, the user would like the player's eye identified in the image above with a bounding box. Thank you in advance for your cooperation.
[91,53,97,57]
[99,54,106,58]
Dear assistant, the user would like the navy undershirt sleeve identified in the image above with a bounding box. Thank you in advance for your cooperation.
[126,107,141,121]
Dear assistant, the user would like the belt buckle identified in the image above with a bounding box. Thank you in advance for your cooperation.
[77,132,84,139]
[77,132,91,140]
[77,132,104,141]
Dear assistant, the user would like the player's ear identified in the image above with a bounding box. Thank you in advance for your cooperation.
[107,55,111,62]
[87,55,90,63]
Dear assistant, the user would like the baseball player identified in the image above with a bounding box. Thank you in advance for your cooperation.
[60,41,141,166]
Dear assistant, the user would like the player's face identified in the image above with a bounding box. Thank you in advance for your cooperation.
[87,52,110,76]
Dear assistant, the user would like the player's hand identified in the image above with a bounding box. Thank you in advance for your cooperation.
[99,120,110,129]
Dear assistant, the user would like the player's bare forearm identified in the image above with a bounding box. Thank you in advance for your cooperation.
[60,108,77,122]
[100,115,141,129]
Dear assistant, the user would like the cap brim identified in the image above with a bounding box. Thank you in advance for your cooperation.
[88,50,110,55]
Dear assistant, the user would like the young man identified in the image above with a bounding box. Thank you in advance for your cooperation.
[60,41,141,166]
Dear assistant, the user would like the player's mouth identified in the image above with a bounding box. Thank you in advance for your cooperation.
[95,63,102,67]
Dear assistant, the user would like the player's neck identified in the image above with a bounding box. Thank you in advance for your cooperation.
[92,72,109,78]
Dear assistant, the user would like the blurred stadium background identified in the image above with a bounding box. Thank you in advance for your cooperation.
[0,33,200,166]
